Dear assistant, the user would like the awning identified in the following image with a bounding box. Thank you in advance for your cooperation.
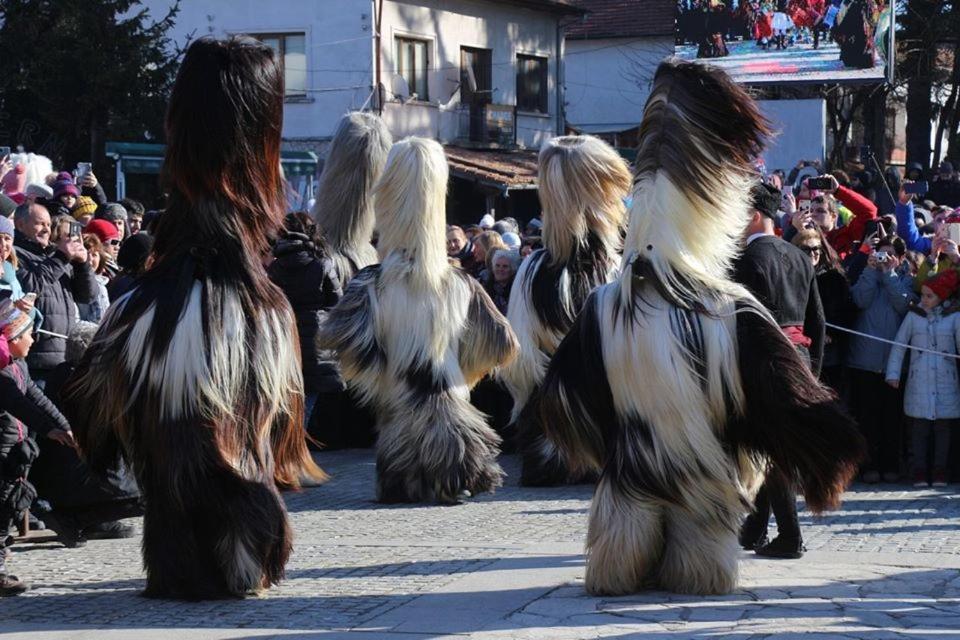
[105,142,318,177]
[444,146,539,192]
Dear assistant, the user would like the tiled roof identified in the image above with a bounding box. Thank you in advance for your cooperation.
[444,146,539,190]
[565,0,675,39]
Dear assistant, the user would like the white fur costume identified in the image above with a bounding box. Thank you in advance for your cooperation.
[499,135,631,486]
[320,137,518,503]
[534,59,864,595]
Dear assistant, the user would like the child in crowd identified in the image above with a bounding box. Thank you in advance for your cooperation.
[886,269,960,487]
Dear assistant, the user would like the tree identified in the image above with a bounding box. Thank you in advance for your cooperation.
[0,0,180,193]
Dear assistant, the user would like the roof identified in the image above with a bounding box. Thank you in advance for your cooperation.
[488,0,586,15]
[565,0,676,39]
[444,146,539,191]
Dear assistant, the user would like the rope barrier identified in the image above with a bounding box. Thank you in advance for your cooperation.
[825,322,960,360]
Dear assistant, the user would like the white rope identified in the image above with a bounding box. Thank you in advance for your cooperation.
[35,328,68,340]
[825,322,960,360]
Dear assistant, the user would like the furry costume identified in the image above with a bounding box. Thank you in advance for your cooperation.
[499,135,630,486]
[312,112,392,285]
[62,37,324,600]
[319,137,518,504]
[534,59,865,596]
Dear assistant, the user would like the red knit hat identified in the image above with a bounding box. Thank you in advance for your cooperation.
[924,269,959,301]
[84,218,119,243]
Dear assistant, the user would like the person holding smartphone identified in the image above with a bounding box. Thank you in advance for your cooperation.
[12,204,96,389]
[787,174,878,259]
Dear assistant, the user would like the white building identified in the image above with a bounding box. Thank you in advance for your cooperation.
[141,0,581,153]
[564,0,674,149]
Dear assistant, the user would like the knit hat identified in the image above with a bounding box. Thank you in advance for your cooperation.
[117,232,154,271]
[0,193,16,218]
[525,217,543,231]
[72,195,98,221]
[53,177,79,199]
[95,202,127,225]
[84,218,119,243]
[1,164,26,197]
[924,269,959,301]
[0,216,13,237]
[479,214,495,229]
[750,182,781,220]
[941,160,955,175]
[0,300,32,341]
[502,231,521,250]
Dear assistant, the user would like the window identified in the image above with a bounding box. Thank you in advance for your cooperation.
[460,47,492,105]
[252,33,307,97]
[395,37,429,101]
[516,55,548,114]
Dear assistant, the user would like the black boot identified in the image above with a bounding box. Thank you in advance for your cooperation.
[755,535,805,559]
[0,573,29,597]
[42,511,87,548]
[83,520,136,541]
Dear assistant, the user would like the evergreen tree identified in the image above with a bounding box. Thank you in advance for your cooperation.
[0,0,180,185]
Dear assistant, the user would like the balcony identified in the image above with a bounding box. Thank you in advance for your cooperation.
[455,103,517,149]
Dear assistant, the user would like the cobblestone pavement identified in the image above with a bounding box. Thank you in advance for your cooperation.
[4,450,960,639]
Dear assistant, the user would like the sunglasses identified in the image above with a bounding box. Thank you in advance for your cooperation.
[108,239,121,246]
[799,245,822,255]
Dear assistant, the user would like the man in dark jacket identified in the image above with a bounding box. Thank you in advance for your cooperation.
[928,161,960,208]
[12,203,96,387]
[735,182,826,560]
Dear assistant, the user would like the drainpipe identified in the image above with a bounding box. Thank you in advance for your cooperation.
[555,19,563,135]
[374,0,384,115]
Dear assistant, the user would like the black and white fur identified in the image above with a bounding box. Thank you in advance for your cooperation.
[499,135,631,486]
[535,59,864,595]
[319,137,518,504]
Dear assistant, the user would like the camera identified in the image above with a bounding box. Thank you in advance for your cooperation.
[871,251,889,263]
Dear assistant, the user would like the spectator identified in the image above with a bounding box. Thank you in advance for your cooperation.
[502,231,521,250]
[464,224,482,240]
[31,321,142,546]
[119,198,145,236]
[928,161,960,208]
[446,225,477,273]
[520,236,541,258]
[108,232,154,302]
[0,216,39,323]
[792,227,856,393]
[93,203,127,243]
[886,269,960,487]
[84,219,121,268]
[0,301,76,596]
[905,162,924,182]
[71,196,97,227]
[478,213,495,230]
[267,213,352,448]
[524,217,542,238]
[483,249,521,315]
[51,174,79,214]
[76,234,110,323]
[12,202,96,388]
[472,230,507,281]
[790,174,877,258]
[847,235,915,483]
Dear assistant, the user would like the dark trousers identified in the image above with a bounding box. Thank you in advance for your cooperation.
[743,470,801,542]
[910,418,955,475]
[848,368,904,474]
[308,389,376,450]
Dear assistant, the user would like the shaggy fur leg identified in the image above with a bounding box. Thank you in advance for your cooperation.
[584,477,664,595]
[657,505,739,595]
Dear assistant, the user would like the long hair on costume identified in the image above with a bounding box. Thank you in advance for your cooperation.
[311,112,392,278]
[538,136,631,267]
[622,58,772,307]
[374,137,450,291]
[64,36,321,599]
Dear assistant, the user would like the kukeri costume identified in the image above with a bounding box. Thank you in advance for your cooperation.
[320,137,518,504]
[63,37,324,600]
[499,135,631,486]
[534,59,864,595]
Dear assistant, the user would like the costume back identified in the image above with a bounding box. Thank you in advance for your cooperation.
[320,138,518,504]
[62,37,324,600]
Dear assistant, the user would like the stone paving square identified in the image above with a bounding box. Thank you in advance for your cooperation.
[3,450,960,639]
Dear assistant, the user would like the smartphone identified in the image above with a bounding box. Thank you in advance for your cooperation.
[67,220,83,240]
[948,222,960,245]
[863,219,886,239]
[76,162,92,182]
[798,199,811,215]
[0,146,10,158]
[904,181,929,196]
[859,145,872,164]
[808,177,834,191]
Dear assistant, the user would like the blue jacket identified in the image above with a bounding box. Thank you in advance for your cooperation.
[886,305,960,420]
[847,265,915,373]
[894,201,932,254]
